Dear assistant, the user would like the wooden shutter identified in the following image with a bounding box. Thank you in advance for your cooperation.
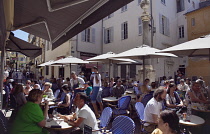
[110,27,114,43]
[104,28,107,44]
[166,17,170,36]
[91,28,95,43]
[159,14,163,34]
[81,30,85,42]
[121,23,124,39]
[181,0,185,11]
[138,0,142,5]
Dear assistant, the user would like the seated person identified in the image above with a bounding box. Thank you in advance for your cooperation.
[49,84,72,117]
[59,92,98,134]
[33,84,41,90]
[101,81,110,98]
[11,89,49,134]
[144,87,167,133]
[13,84,27,108]
[177,79,189,100]
[43,82,54,99]
[165,83,183,108]
[76,81,92,97]
[186,82,207,104]
[24,80,32,95]
[140,79,151,95]
[150,82,157,92]
[152,110,181,134]
[112,80,125,98]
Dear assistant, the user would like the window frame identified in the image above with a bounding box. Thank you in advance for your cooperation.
[121,22,128,40]
[104,27,114,44]
[179,25,184,38]
[161,0,166,5]
[191,18,195,26]
[121,5,128,12]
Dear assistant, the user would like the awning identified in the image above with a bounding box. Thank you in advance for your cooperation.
[6,33,42,58]
[12,0,133,50]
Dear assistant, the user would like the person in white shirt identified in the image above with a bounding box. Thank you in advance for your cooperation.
[143,86,167,133]
[90,66,103,118]
[177,79,189,100]
[60,92,98,134]
[70,71,85,98]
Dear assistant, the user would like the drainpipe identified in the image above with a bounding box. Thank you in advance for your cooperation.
[150,0,154,47]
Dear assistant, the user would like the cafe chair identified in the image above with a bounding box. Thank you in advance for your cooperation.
[111,96,131,116]
[0,110,8,134]
[101,87,111,98]
[92,107,113,133]
[99,107,112,132]
[54,89,60,99]
[141,93,153,107]
[109,115,135,134]
[4,94,17,116]
[135,102,156,134]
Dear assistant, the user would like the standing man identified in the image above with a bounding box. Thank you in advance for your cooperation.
[143,87,167,133]
[70,71,85,98]
[90,66,103,118]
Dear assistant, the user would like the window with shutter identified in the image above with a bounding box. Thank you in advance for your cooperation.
[121,5,127,12]
[104,27,114,44]
[107,13,114,19]
[81,28,95,43]
[121,22,128,40]
[177,0,185,12]
[159,14,169,36]
[138,0,142,5]
[161,0,166,5]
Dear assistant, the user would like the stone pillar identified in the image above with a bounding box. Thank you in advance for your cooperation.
[140,0,151,80]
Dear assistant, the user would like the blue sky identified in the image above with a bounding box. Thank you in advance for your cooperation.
[13,30,29,41]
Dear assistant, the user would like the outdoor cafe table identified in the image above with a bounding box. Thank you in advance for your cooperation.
[179,115,205,126]
[179,114,205,133]
[191,103,210,113]
[45,117,74,134]
[125,88,134,94]
[41,101,56,106]
[102,94,136,102]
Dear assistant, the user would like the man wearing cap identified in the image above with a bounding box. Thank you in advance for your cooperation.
[70,71,85,98]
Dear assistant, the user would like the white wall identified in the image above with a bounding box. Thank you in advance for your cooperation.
[77,21,102,54]
[103,0,144,53]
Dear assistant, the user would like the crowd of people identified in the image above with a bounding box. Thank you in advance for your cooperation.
[2,67,210,134]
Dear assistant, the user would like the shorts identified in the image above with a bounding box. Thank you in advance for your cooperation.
[96,89,102,102]
[90,86,100,103]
